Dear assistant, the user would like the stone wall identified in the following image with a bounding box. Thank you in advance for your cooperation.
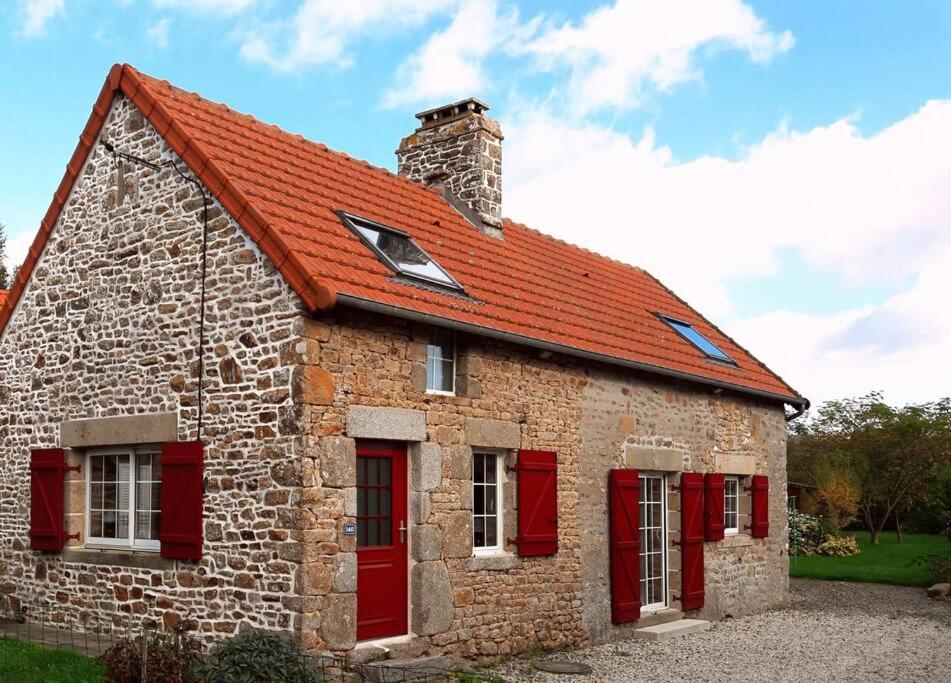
[578,369,788,643]
[0,95,312,644]
[294,311,588,655]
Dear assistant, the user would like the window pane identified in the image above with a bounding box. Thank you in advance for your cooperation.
[485,516,497,547]
[484,456,497,484]
[357,518,367,547]
[117,512,129,539]
[474,517,485,548]
[427,330,454,392]
[91,456,104,481]
[103,455,117,480]
[352,220,459,288]
[367,519,380,547]
[474,486,485,515]
[135,512,151,540]
[485,486,497,514]
[380,488,391,516]
[664,317,734,362]
[103,483,117,509]
[474,454,485,484]
[103,511,117,539]
[90,511,103,537]
[380,519,391,545]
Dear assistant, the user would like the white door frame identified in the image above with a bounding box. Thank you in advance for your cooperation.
[639,472,668,612]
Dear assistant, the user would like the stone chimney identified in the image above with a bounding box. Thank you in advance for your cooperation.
[397,98,503,238]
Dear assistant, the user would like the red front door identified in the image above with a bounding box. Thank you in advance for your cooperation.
[356,441,408,641]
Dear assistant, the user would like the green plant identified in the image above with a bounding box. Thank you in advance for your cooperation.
[200,629,319,683]
[99,629,201,683]
[0,637,104,683]
[817,534,860,557]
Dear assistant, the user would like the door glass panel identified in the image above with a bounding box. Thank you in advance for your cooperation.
[638,474,667,610]
[357,455,394,548]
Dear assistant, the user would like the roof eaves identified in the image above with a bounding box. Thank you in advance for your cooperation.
[335,293,809,409]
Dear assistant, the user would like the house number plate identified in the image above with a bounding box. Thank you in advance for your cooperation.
[343,523,356,536]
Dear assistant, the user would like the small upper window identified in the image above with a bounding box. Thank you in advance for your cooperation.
[342,213,463,291]
[660,315,734,363]
[427,328,455,394]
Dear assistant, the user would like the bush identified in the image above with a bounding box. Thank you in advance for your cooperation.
[817,534,860,557]
[99,630,201,683]
[790,509,860,557]
[789,509,830,556]
[200,629,318,683]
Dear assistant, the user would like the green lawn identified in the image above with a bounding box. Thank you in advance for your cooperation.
[0,637,104,683]
[790,531,948,586]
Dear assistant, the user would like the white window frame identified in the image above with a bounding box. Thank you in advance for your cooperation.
[472,451,504,556]
[724,476,740,535]
[425,329,456,396]
[85,446,161,552]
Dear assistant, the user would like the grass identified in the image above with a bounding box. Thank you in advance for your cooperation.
[0,637,104,683]
[789,531,948,586]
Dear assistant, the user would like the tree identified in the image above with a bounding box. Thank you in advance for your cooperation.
[789,393,951,544]
[0,221,9,289]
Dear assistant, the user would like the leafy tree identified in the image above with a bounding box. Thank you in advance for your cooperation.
[789,393,951,544]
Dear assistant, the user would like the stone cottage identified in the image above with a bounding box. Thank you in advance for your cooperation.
[0,64,807,660]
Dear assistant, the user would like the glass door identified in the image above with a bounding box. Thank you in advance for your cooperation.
[638,473,667,611]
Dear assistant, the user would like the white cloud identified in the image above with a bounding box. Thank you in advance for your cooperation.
[521,0,793,114]
[152,0,253,14]
[728,242,951,407]
[382,0,528,108]
[18,0,65,36]
[240,0,449,72]
[147,18,170,48]
[503,101,951,403]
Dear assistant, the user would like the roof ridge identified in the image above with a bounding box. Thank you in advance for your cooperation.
[129,66,442,198]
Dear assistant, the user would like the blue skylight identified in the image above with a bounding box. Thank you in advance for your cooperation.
[660,315,735,363]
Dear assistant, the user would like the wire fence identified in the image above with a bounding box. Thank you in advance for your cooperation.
[0,600,505,682]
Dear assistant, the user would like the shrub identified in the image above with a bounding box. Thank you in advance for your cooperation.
[200,629,318,683]
[789,509,830,556]
[99,630,201,683]
[817,534,860,557]
[790,509,860,557]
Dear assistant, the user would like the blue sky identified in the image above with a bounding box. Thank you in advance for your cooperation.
[2,0,951,407]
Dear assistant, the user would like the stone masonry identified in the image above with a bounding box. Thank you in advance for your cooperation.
[0,95,314,644]
[396,100,503,235]
[1,91,791,662]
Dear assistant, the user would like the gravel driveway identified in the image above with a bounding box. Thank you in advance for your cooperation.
[493,579,950,682]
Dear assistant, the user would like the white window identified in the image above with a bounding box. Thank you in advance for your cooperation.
[472,453,502,554]
[426,328,455,394]
[724,476,740,534]
[86,447,162,551]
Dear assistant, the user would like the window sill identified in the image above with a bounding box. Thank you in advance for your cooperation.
[425,390,457,398]
[715,535,753,549]
[62,548,175,570]
[466,552,520,572]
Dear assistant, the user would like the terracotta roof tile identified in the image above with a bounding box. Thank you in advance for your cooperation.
[0,64,806,407]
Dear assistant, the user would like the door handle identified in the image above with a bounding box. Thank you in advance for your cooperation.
[399,520,407,544]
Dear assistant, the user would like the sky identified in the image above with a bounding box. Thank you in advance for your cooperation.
[2,0,950,410]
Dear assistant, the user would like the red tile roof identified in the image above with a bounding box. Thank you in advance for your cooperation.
[0,64,805,408]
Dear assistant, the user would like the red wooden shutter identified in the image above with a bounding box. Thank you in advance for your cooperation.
[160,441,204,561]
[30,448,66,552]
[515,450,558,557]
[703,473,725,542]
[609,469,641,623]
[749,475,769,538]
[678,472,704,611]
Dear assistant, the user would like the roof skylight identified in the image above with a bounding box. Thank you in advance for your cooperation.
[342,213,463,292]
[659,315,735,364]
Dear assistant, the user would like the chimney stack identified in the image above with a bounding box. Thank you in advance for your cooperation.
[397,98,503,238]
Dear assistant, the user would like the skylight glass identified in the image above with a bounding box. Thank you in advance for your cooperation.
[660,315,735,363]
[343,214,462,291]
